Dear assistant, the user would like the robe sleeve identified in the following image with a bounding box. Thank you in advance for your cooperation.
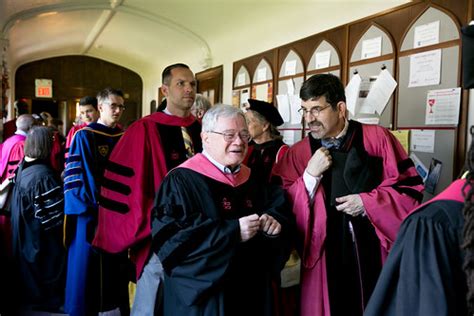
[6,141,25,179]
[64,130,97,215]
[364,201,466,316]
[33,175,64,231]
[272,140,326,268]
[360,125,424,252]
[151,170,241,305]
[93,119,168,253]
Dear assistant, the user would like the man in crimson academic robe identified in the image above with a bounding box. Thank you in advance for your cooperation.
[92,63,202,315]
[272,73,424,316]
[151,104,293,315]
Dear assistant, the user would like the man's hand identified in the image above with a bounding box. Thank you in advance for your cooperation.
[259,214,281,236]
[239,214,260,242]
[335,194,365,217]
[306,147,332,177]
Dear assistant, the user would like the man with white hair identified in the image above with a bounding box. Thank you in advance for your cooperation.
[150,104,294,315]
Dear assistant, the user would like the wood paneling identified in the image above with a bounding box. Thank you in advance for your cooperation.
[15,55,143,128]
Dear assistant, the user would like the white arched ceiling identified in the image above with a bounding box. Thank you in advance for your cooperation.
[0,0,413,111]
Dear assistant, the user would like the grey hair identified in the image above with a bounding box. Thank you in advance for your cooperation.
[247,109,283,140]
[194,94,212,112]
[16,114,35,132]
[202,104,245,132]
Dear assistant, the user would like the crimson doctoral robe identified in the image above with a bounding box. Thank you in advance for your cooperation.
[273,121,424,316]
[93,112,202,278]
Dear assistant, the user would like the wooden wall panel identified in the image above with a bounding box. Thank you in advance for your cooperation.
[15,55,143,127]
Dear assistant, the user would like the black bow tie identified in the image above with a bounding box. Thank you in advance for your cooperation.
[321,138,342,149]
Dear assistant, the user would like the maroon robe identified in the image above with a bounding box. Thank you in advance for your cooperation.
[93,112,201,278]
[272,122,424,316]
[1,133,26,181]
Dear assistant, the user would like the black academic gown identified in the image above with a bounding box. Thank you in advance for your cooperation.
[10,159,66,312]
[364,179,467,316]
[151,155,293,316]
[246,139,286,184]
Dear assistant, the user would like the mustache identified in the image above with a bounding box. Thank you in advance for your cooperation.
[308,120,322,128]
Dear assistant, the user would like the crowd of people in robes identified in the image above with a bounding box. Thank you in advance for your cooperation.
[1,62,474,316]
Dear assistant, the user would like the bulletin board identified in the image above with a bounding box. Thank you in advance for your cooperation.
[232,65,251,109]
[396,6,461,197]
[232,0,471,196]
[348,24,396,128]
[277,49,305,145]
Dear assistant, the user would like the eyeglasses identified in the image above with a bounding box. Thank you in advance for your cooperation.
[298,104,332,117]
[210,131,251,143]
[104,102,126,111]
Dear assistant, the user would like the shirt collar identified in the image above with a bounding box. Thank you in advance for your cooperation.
[334,119,349,139]
[15,130,27,136]
[202,150,241,174]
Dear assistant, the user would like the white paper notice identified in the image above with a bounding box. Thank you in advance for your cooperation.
[255,84,268,101]
[237,73,245,86]
[410,129,435,153]
[425,87,461,125]
[345,74,362,116]
[315,50,331,69]
[257,68,267,82]
[361,36,382,60]
[276,94,291,123]
[240,89,250,108]
[289,95,302,124]
[364,69,397,115]
[414,20,440,48]
[408,49,441,87]
[286,79,295,96]
[358,77,377,114]
[285,60,297,76]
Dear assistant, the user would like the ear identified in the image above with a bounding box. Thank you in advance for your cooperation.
[98,103,104,113]
[262,122,270,132]
[201,131,210,146]
[161,85,169,97]
[337,101,347,120]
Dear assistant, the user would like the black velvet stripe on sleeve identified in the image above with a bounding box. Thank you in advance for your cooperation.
[397,158,415,173]
[392,186,424,202]
[101,178,131,195]
[394,175,424,187]
[64,167,82,178]
[99,196,130,214]
[105,161,135,177]
[66,155,81,163]
[7,160,20,165]
[64,181,81,191]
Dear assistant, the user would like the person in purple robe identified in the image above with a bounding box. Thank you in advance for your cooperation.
[272,73,424,316]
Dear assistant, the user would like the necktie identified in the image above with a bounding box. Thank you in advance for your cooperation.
[321,137,342,149]
[181,126,195,158]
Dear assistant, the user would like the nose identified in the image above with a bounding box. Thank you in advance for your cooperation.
[184,83,195,93]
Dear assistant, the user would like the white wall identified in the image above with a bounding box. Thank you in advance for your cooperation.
[140,1,412,116]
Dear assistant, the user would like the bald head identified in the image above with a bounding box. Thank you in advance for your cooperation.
[16,114,36,133]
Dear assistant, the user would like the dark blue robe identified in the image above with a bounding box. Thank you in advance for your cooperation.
[64,123,123,316]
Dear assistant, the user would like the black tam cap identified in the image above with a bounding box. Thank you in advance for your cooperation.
[247,99,284,126]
